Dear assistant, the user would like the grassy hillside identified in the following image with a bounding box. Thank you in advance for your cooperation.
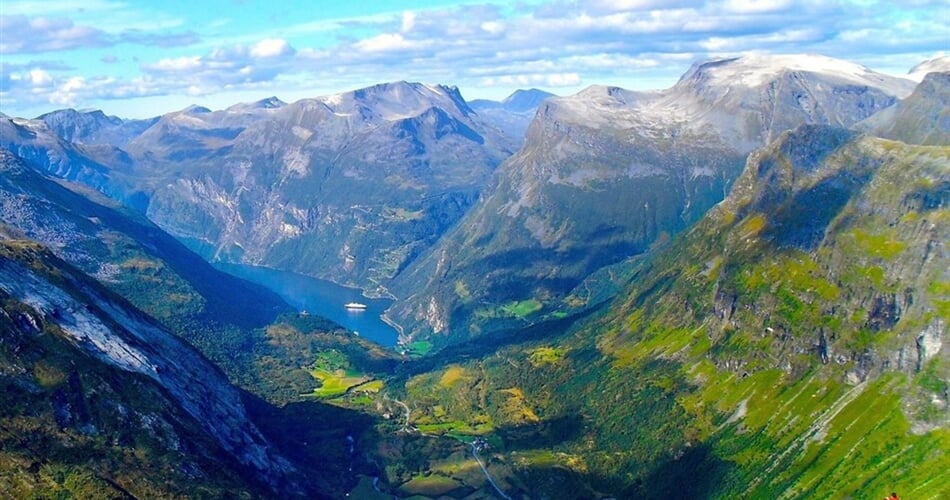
[368,128,949,498]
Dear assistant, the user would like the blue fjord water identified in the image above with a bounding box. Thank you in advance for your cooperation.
[217,263,399,347]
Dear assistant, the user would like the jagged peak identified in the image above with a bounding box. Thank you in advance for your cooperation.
[226,96,286,112]
[255,96,285,108]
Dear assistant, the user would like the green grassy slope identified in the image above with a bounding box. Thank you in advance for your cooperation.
[374,127,949,498]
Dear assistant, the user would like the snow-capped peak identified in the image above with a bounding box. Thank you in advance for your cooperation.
[680,53,915,97]
[908,55,950,82]
[314,81,472,121]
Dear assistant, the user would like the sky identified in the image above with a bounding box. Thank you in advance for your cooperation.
[1,0,947,119]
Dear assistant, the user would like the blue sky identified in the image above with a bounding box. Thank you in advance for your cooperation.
[1,0,947,118]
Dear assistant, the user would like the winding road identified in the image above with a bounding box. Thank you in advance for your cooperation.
[391,397,413,433]
[471,443,512,500]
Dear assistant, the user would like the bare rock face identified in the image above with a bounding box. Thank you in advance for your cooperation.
[0,240,306,496]
[3,82,518,294]
[917,320,945,372]
[133,82,516,292]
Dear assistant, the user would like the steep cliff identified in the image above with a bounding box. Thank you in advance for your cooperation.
[0,237,310,497]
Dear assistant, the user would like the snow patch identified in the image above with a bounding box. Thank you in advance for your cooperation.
[685,54,914,97]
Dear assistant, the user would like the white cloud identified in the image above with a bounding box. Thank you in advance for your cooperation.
[401,11,416,33]
[722,0,792,14]
[0,15,105,53]
[49,76,85,105]
[27,69,54,86]
[147,56,203,72]
[480,72,582,88]
[354,33,416,53]
[587,0,702,13]
[3,0,948,118]
[250,38,295,58]
[546,73,582,86]
[480,21,504,35]
[0,12,196,55]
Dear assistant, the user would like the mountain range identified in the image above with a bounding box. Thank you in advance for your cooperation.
[1,52,948,498]
[387,54,932,344]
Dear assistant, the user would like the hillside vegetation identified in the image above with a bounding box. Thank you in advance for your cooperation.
[372,127,949,498]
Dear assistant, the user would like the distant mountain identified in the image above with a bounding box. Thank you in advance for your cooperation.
[37,108,157,146]
[2,82,519,293]
[388,54,917,345]
[0,235,308,497]
[908,55,950,81]
[384,125,950,497]
[0,114,120,190]
[861,71,950,145]
[226,96,287,113]
[128,81,518,292]
[470,88,555,113]
[470,88,555,141]
[0,148,303,388]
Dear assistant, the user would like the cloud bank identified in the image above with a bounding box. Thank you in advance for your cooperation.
[1,0,946,118]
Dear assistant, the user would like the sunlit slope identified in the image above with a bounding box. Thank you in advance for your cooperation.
[385,127,949,498]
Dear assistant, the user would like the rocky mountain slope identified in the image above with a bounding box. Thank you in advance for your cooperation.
[5,82,519,293]
[860,71,950,146]
[0,149,295,384]
[388,54,916,344]
[379,124,949,498]
[470,88,556,142]
[0,148,406,497]
[0,114,122,192]
[37,108,157,146]
[137,82,516,291]
[0,236,309,497]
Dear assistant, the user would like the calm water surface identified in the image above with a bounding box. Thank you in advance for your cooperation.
[217,263,399,347]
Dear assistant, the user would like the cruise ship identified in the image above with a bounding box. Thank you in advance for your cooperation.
[344,302,368,310]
